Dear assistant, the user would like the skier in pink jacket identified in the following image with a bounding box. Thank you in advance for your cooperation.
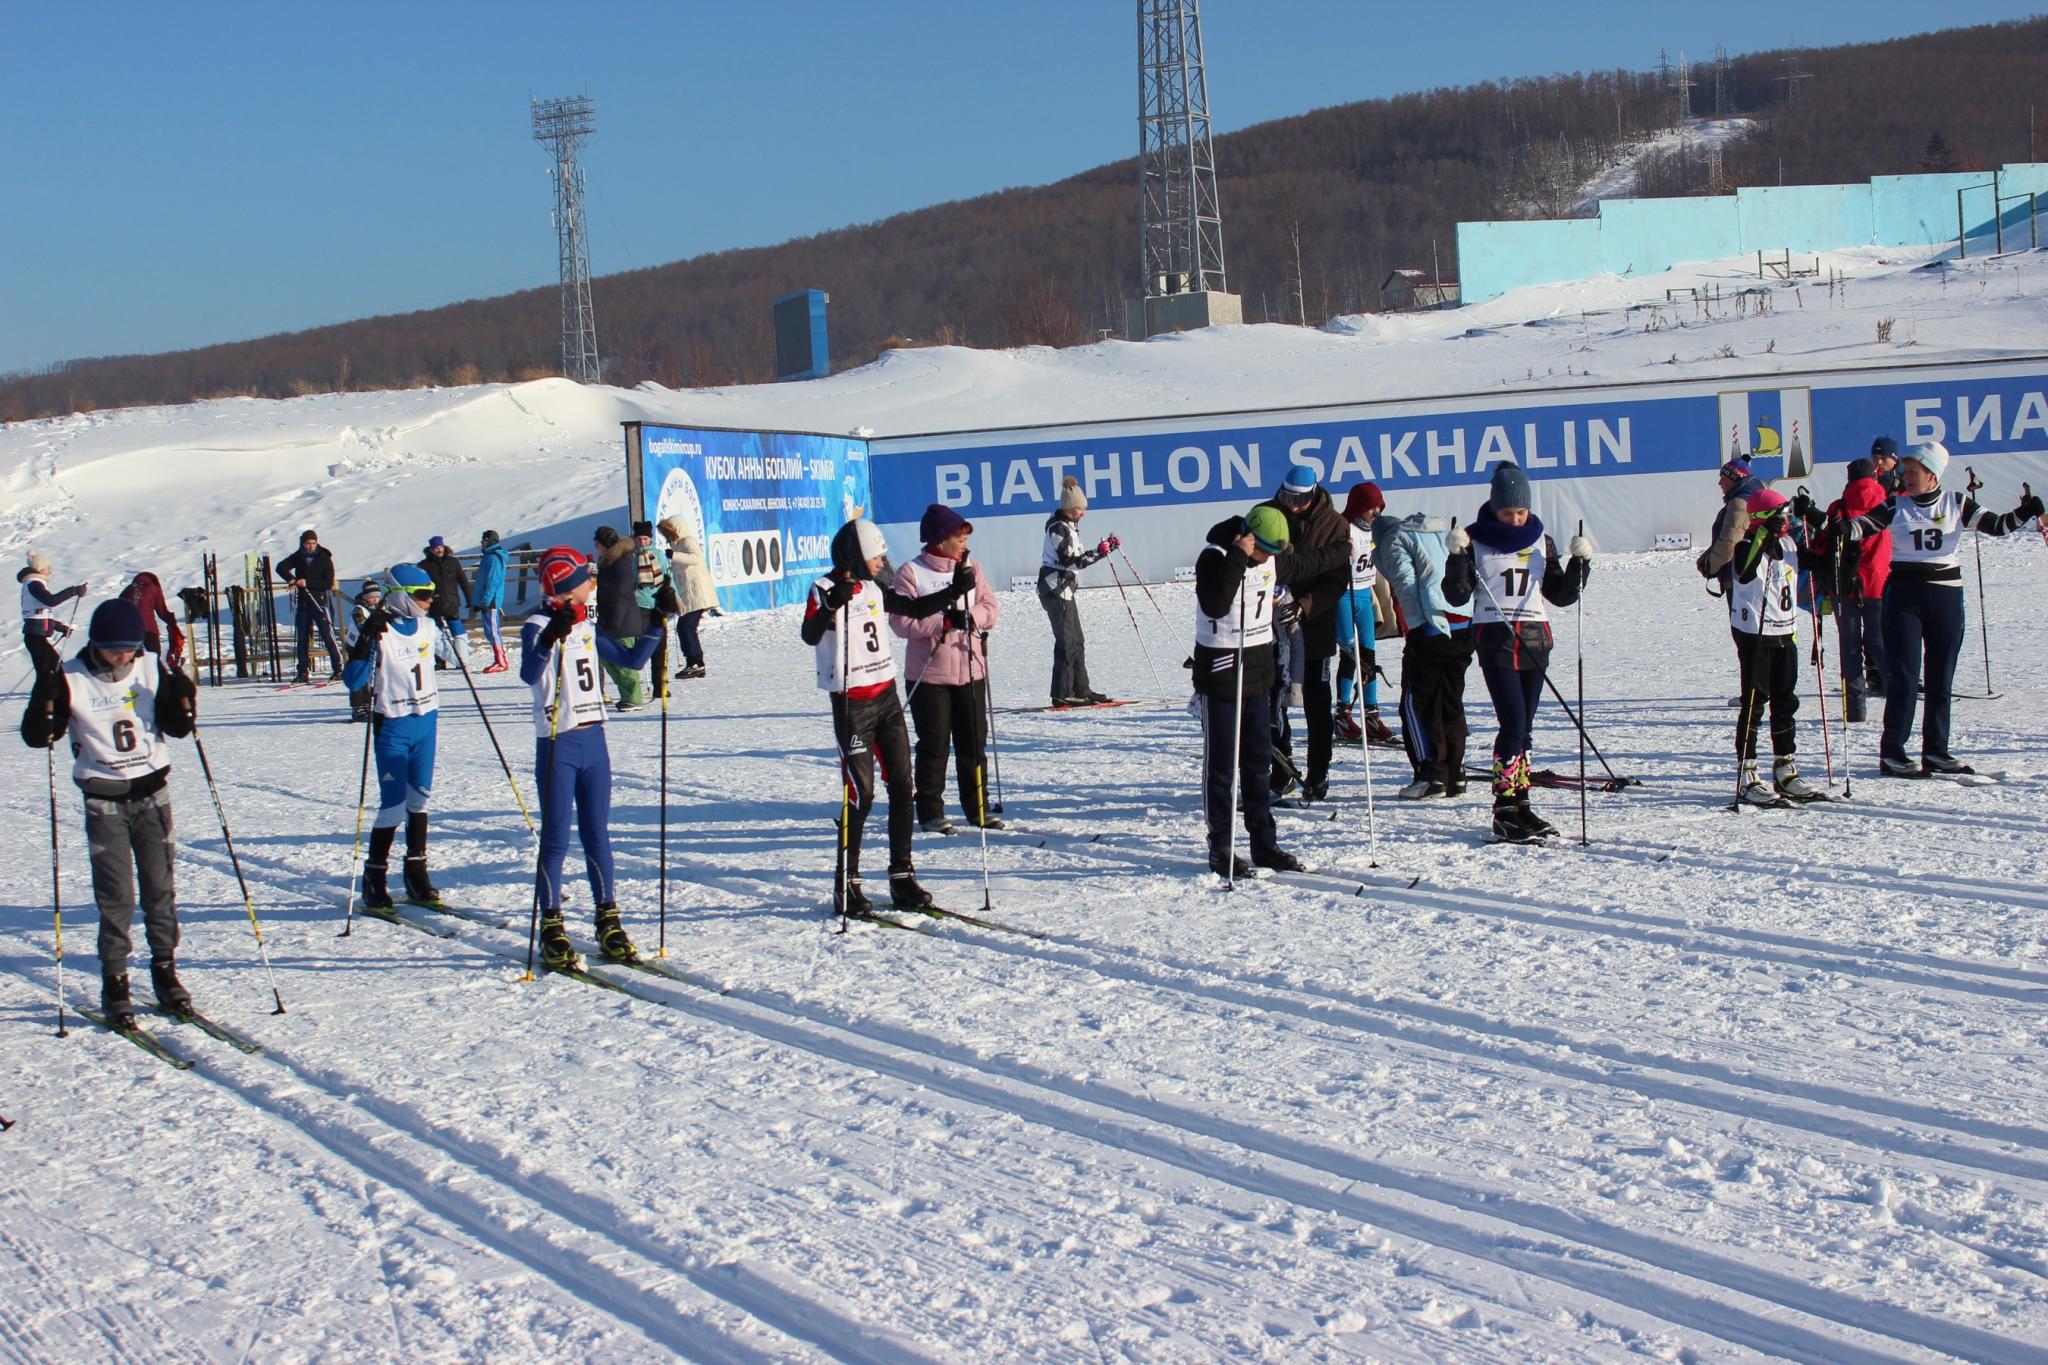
[890,504,1004,834]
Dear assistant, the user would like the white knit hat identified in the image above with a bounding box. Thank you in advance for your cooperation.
[853,519,888,561]
[24,550,51,576]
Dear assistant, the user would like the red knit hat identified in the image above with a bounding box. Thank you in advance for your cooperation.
[1343,482,1385,521]
[537,546,593,600]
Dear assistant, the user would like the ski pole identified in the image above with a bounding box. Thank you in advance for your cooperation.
[191,726,287,1014]
[1806,587,1836,789]
[834,595,853,933]
[440,621,534,833]
[975,761,994,912]
[2029,481,2048,551]
[340,662,376,938]
[658,632,670,959]
[1116,548,1170,622]
[526,645,568,980]
[1539,674,1624,784]
[47,742,68,1038]
[1838,667,1855,800]
[1105,557,1169,698]
[1965,466,1995,697]
[1575,520,1589,847]
[980,631,1005,813]
[1353,592,1381,867]
[1225,584,1246,891]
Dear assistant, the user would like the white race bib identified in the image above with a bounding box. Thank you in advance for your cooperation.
[1471,539,1547,625]
[373,622,440,719]
[1194,552,1277,650]
[65,653,170,784]
[1888,491,1963,569]
[528,613,608,736]
[813,580,897,692]
[1729,551,1799,637]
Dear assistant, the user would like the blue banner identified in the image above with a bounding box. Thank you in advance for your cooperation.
[637,425,870,613]
[870,364,2048,523]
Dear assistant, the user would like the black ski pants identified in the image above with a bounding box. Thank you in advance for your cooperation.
[1038,588,1091,700]
[1301,655,1334,785]
[1398,628,1473,786]
[1880,578,1964,765]
[1202,686,1279,864]
[1833,596,1886,721]
[909,679,991,825]
[23,630,61,678]
[294,590,341,676]
[1733,630,1799,762]
[833,688,916,879]
[85,787,179,969]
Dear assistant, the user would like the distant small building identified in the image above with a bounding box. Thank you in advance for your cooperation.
[1380,269,1461,311]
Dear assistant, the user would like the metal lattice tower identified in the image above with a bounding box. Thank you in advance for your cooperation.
[1712,44,1728,117]
[1137,0,1226,297]
[532,95,600,382]
[1675,51,1695,123]
[1777,57,1812,106]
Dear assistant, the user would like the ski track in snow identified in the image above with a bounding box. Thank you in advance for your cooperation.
[3,540,2047,1361]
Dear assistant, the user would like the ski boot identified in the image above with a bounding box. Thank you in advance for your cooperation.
[101,970,137,1030]
[150,958,193,1014]
[401,814,440,906]
[1491,795,1539,842]
[1363,706,1399,748]
[1879,754,1925,779]
[481,644,509,675]
[889,872,936,910]
[681,662,707,680]
[1301,774,1329,803]
[1737,762,1782,805]
[593,905,640,964]
[1398,777,1446,800]
[1507,753,1558,837]
[920,815,956,836]
[363,826,397,909]
[1332,702,1364,742]
[1773,757,1824,802]
[1251,846,1305,873]
[837,879,875,919]
[1209,850,1253,879]
[537,911,581,971]
[1922,753,1975,776]
[1082,691,1113,705]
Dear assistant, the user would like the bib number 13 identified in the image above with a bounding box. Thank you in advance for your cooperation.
[1911,527,1945,553]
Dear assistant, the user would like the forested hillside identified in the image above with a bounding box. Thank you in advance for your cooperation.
[6,15,2045,421]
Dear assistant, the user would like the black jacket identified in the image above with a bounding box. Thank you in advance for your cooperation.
[594,540,641,638]
[1254,486,1350,661]
[417,552,470,621]
[800,520,962,646]
[21,648,197,797]
[276,545,336,599]
[1191,515,1347,698]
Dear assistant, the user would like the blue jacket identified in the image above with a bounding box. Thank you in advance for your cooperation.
[472,545,507,610]
[1372,512,1473,637]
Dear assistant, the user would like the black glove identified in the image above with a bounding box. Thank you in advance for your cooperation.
[537,604,576,650]
[1791,491,1814,521]
[942,608,970,632]
[2016,492,2045,523]
[68,583,87,597]
[952,561,976,596]
[653,582,680,617]
[822,578,857,610]
[358,609,391,644]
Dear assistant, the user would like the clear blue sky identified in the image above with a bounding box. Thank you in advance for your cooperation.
[2,0,2038,375]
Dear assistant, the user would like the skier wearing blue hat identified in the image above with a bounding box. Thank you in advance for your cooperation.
[342,563,447,909]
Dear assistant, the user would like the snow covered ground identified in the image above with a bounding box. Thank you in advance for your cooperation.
[4,246,2048,1361]
[4,535,2047,1361]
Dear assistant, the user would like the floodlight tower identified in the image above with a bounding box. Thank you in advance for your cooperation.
[1131,0,1237,336]
[532,94,601,382]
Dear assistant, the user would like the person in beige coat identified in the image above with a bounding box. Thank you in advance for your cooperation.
[657,517,719,679]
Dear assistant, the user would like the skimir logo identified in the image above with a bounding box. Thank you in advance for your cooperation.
[1717,386,1813,486]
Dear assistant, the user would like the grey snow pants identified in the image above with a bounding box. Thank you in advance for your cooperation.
[85,788,179,969]
[1038,587,1091,701]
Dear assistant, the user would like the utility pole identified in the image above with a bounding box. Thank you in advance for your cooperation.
[531,94,600,383]
[1776,56,1812,107]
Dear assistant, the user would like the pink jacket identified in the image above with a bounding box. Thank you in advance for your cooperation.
[890,550,1000,686]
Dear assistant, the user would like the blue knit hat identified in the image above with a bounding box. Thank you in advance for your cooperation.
[1489,462,1531,511]
[88,599,146,651]
[1871,435,1899,459]
[1281,463,1319,496]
